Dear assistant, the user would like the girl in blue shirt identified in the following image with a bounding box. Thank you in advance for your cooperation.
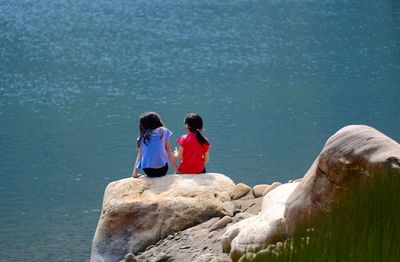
[132,112,178,178]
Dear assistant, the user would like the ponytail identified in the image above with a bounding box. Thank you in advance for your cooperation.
[195,129,209,145]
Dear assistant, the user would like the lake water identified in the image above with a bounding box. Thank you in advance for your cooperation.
[1,0,399,260]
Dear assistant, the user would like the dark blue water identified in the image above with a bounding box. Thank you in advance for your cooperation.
[1,0,399,260]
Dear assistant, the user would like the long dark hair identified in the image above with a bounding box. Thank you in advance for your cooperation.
[184,113,209,145]
[137,112,164,147]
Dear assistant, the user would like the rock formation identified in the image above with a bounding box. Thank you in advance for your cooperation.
[284,124,400,234]
[134,189,263,262]
[90,125,400,262]
[221,125,400,261]
[90,173,236,262]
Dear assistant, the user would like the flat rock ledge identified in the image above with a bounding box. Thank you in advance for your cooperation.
[91,173,236,262]
[90,125,400,262]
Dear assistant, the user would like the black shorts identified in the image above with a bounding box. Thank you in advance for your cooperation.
[178,167,206,174]
[143,163,168,177]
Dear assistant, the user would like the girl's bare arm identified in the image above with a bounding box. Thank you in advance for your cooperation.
[132,147,142,178]
[166,141,179,174]
[204,151,209,163]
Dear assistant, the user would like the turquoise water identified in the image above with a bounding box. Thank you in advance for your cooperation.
[1,0,399,260]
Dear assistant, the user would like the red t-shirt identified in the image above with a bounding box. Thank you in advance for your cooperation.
[177,132,210,174]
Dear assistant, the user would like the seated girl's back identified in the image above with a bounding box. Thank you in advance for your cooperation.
[175,113,210,174]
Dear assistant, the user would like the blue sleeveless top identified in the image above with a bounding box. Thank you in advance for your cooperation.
[137,127,172,169]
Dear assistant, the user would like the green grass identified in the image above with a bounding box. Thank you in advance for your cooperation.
[247,173,400,262]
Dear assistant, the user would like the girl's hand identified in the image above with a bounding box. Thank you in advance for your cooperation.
[132,169,140,178]
[173,147,179,158]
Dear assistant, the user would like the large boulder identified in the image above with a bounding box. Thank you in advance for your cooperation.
[220,182,299,261]
[91,173,235,262]
[284,125,400,233]
[221,125,400,261]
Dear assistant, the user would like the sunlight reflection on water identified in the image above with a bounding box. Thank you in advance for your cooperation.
[0,0,399,260]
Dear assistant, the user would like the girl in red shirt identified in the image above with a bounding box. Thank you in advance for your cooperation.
[174,113,211,174]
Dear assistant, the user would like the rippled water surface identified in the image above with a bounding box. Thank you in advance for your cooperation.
[1,0,399,260]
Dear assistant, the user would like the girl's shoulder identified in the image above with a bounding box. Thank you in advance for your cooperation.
[177,133,189,145]
[154,126,167,132]
[156,126,172,138]
[161,126,172,133]
[183,132,199,142]
[180,132,193,140]
[180,133,190,138]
